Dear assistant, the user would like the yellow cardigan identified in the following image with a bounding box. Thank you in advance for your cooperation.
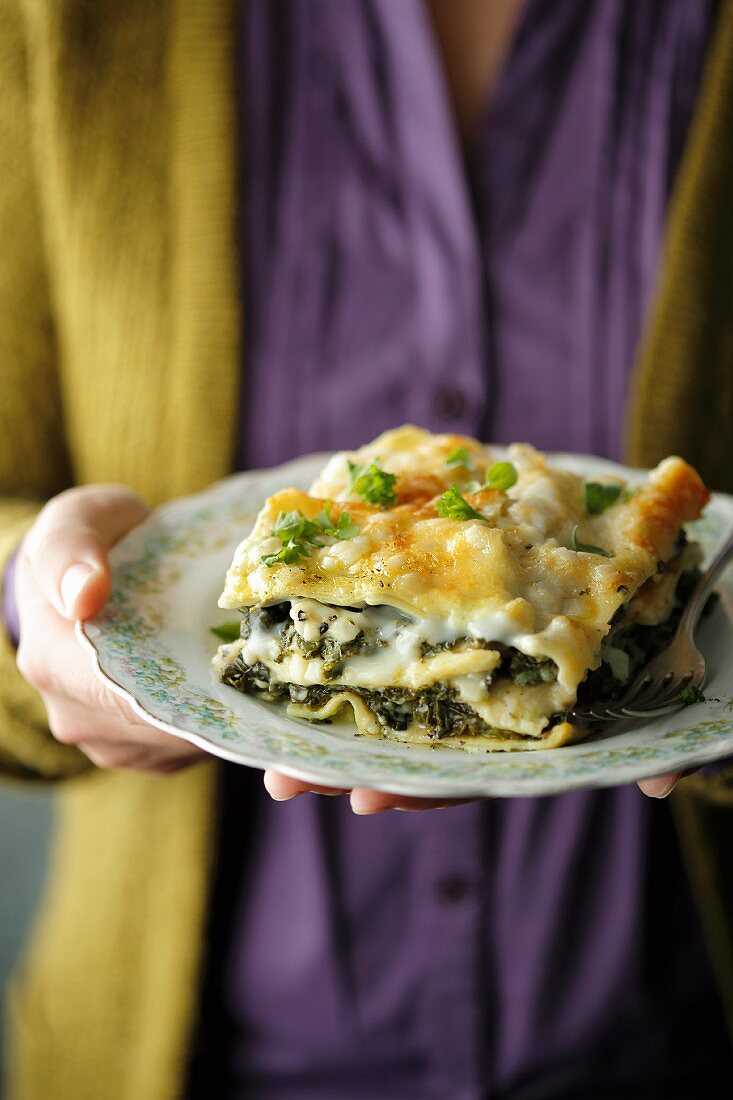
[0,2,732,1097]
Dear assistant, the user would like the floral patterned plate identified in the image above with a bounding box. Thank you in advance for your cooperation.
[77,452,733,797]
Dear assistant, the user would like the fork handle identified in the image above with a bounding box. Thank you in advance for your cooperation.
[678,527,733,635]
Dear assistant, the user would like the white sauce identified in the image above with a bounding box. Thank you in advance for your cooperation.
[290,598,364,645]
[464,607,524,647]
[453,673,489,704]
[222,596,531,694]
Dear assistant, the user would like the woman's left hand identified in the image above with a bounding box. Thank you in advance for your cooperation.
[263,769,684,812]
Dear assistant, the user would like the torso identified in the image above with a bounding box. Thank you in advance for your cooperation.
[190,3,732,1097]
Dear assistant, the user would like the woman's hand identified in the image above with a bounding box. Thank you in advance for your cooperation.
[264,769,685,813]
[14,484,681,791]
[15,485,208,774]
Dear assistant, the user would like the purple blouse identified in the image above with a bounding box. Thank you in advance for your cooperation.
[186,2,733,1098]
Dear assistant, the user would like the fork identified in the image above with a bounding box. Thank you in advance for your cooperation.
[571,528,733,723]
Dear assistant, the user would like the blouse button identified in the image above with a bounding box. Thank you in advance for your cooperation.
[435,874,472,904]
[433,384,469,422]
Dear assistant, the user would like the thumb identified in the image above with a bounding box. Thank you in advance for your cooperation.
[23,484,149,621]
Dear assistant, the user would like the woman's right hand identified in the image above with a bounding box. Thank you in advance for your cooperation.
[14,485,208,774]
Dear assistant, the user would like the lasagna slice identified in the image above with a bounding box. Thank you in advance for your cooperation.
[214,426,709,751]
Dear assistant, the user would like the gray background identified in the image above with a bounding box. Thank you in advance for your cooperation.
[0,785,54,1092]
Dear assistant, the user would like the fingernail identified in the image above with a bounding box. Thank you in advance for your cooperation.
[266,787,305,802]
[350,796,381,815]
[60,563,97,615]
[649,778,678,798]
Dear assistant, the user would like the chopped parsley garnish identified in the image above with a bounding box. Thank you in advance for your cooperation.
[271,509,322,546]
[210,621,242,643]
[261,540,317,568]
[462,461,518,495]
[315,501,360,540]
[571,525,614,557]
[680,685,705,706]
[585,481,624,515]
[436,485,487,522]
[261,506,360,567]
[445,446,475,471]
[347,459,397,507]
[485,461,518,491]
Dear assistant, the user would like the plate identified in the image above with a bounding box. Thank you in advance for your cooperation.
[77,451,733,797]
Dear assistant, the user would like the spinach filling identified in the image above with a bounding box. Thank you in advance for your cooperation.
[499,648,558,686]
[420,638,558,685]
[218,655,490,740]
[273,622,383,680]
[235,602,384,681]
[576,564,703,704]
[220,600,560,739]
[236,603,558,687]
[346,685,485,738]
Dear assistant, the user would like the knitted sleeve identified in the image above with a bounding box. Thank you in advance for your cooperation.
[679,765,733,806]
[0,1,91,781]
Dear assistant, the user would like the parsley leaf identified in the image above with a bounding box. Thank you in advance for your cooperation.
[347,459,397,507]
[445,446,475,471]
[571,525,614,557]
[210,621,241,643]
[261,541,316,567]
[680,685,705,706]
[261,506,360,567]
[316,502,360,540]
[485,461,518,491]
[460,462,518,495]
[436,485,487,522]
[272,509,322,545]
[585,481,623,515]
[261,509,323,567]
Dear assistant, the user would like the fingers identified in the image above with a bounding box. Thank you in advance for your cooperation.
[44,694,207,772]
[44,693,181,747]
[349,789,476,814]
[267,771,689,810]
[12,482,205,776]
[637,772,681,798]
[22,485,148,620]
[17,550,197,766]
[77,740,205,773]
[263,770,349,800]
[263,771,474,813]
[15,572,134,715]
[268,770,689,809]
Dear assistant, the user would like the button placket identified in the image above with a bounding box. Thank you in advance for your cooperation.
[413,805,485,1098]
